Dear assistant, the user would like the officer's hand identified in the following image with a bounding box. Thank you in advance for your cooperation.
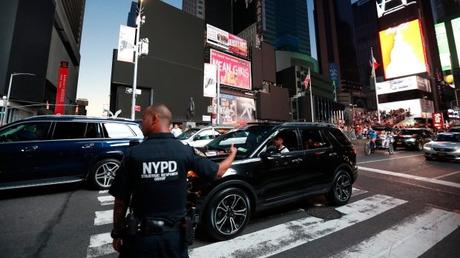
[229,144,237,156]
[113,238,123,253]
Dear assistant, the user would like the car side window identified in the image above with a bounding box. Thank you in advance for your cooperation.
[103,123,135,138]
[328,128,352,146]
[301,129,329,150]
[53,122,87,139]
[0,122,51,142]
[268,129,299,153]
[86,123,102,138]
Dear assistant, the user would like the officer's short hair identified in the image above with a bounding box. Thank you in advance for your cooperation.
[146,104,172,124]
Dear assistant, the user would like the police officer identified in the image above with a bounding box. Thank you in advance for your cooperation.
[109,104,236,258]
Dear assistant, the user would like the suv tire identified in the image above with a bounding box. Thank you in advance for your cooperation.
[203,187,251,241]
[328,169,352,206]
[89,158,121,190]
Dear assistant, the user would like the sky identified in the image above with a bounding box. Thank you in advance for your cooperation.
[77,0,318,116]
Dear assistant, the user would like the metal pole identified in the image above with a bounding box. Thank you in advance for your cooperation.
[216,66,221,125]
[131,0,142,120]
[310,86,314,122]
[455,89,459,107]
[371,47,381,124]
[3,74,14,125]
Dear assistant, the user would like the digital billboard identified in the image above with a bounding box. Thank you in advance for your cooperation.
[376,75,430,95]
[206,24,248,57]
[434,23,452,72]
[379,19,427,79]
[210,49,252,90]
[213,94,256,125]
[451,17,460,67]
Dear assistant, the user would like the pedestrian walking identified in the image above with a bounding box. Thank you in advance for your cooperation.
[109,104,237,258]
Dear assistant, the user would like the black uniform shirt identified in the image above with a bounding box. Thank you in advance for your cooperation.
[109,133,218,219]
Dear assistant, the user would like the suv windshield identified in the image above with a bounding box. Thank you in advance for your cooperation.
[399,129,422,135]
[435,134,460,142]
[207,125,274,157]
[178,128,200,140]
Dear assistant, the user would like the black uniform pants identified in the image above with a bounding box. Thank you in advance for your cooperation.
[119,231,188,258]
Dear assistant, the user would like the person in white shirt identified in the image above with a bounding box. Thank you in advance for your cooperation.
[273,135,289,153]
[170,124,183,137]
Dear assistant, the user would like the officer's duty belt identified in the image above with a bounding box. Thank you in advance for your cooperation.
[139,218,182,235]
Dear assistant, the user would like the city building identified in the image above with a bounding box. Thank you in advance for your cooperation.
[314,0,365,108]
[182,0,205,19]
[0,0,85,123]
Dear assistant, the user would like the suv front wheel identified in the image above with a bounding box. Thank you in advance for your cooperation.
[89,158,121,190]
[203,187,251,241]
[328,169,352,206]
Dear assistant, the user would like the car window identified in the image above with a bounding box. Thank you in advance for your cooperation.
[0,122,51,142]
[328,128,352,146]
[86,123,103,138]
[128,124,143,137]
[435,134,460,142]
[103,123,135,138]
[269,129,299,152]
[301,129,329,150]
[52,122,87,139]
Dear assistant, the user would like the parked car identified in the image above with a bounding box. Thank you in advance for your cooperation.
[187,122,358,241]
[393,128,433,151]
[448,126,460,133]
[178,126,232,148]
[0,115,143,190]
[423,132,460,161]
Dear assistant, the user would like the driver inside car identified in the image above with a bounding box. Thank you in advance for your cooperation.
[273,135,289,153]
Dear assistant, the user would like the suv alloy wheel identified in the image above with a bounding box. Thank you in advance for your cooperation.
[328,169,353,206]
[89,158,121,189]
[203,187,251,241]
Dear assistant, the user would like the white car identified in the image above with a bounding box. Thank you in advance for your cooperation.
[423,132,460,161]
[178,126,232,148]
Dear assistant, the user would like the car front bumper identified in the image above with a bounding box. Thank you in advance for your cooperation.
[424,149,460,161]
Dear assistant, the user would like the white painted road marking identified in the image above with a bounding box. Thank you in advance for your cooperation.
[189,194,407,258]
[98,190,108,194]
[357,154,423,164]
[97,195,114,206]
[94,210,113,226]
[352,187,367,197]
[332,208,460,258]
[434,170,460,180]
[359,166,460,189]
[86,233,112,258]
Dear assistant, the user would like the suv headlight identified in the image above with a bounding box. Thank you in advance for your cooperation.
[406,138,416,142]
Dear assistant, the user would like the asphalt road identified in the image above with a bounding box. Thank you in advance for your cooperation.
[1,146,459,258]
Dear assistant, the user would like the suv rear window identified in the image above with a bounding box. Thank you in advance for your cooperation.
[103,123,135,138]
[301,129,329,149]
[53,122,87,139]
[328,128,352,146]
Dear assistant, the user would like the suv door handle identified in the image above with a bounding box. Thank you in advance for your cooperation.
[82,143,95,149]
[21,145,38,152]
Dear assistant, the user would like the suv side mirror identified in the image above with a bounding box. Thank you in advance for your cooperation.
[260,146,278,160]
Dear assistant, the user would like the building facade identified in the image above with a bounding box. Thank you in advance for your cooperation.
[0,0,85,123]
[182,0,205,19]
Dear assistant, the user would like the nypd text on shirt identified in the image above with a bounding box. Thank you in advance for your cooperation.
[142,161,179,181]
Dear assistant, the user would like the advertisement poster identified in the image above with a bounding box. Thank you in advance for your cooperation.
[432,112,444,129]
[55,61,69,115]
[207,24,248,57]
[216,94,256,125]
[117,25,136,63]
[210,49,252,90]
[451,17,460,67]
[203,63,217,98]
[435,23,452,72]
[379,19,427,79]
[376,75,430,95]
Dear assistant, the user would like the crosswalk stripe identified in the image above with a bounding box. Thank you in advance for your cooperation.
[94,210,113,226]
[98,190,109,194]
[352,187,367,197]
[331,207,460,258]
[97,196,114,206]
[189,194,407,258]
[86,233,113,258]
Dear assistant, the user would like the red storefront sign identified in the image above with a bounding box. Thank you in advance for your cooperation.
[432,112,444,129]
[55,61,69,114]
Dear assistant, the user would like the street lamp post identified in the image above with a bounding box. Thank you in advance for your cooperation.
[2,72,35,125]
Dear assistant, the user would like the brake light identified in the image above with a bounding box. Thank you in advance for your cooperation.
[187,171,199,178]
[412,134,418,138]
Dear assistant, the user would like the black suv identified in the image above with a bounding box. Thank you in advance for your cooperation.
[0,115,143,190]
[188,122,358,240]
[394,128,433,151]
